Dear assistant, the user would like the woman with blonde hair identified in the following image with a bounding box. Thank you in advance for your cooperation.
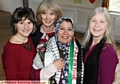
[30,0,62,81]
[82,7,118,84]
[31,0,62,48]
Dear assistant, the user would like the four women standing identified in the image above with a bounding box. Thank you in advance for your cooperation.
[1,0,119,83]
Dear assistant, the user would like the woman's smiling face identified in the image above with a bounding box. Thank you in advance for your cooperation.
[89,12,108,39]
[58,20,74,44]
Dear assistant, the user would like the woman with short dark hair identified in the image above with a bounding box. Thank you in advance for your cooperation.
[2,7,37,80]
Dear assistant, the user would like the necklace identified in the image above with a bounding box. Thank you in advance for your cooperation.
[23,42,32,51]
[14,35,32,51]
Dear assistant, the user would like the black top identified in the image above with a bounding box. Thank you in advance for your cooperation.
[31,24,43,49]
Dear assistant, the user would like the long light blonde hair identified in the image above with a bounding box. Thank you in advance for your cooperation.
[82,7,116,48]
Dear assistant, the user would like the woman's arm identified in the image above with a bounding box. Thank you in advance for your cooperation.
[2,47,19,79]
[99,44,119,84]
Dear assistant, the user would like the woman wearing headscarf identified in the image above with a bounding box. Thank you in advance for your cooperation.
[31,17,83,84]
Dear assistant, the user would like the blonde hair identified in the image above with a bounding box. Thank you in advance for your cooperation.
[82,7,116,48]
[36,0,62,24]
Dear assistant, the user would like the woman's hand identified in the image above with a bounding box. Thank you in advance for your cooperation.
[53,58,65,70]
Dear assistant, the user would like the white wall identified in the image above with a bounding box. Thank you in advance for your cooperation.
[29,0,42,14]
[59,4,92,33]
[0,0,102,13]
[0,0,11,12]
[0,0,23,13]
[29,0,102,14]
[9,0,23,13]
[56,0,102,9]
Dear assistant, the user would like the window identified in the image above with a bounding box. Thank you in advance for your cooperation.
[109,0,120,13]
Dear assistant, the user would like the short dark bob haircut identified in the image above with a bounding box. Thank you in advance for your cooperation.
[10,7,37,35]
